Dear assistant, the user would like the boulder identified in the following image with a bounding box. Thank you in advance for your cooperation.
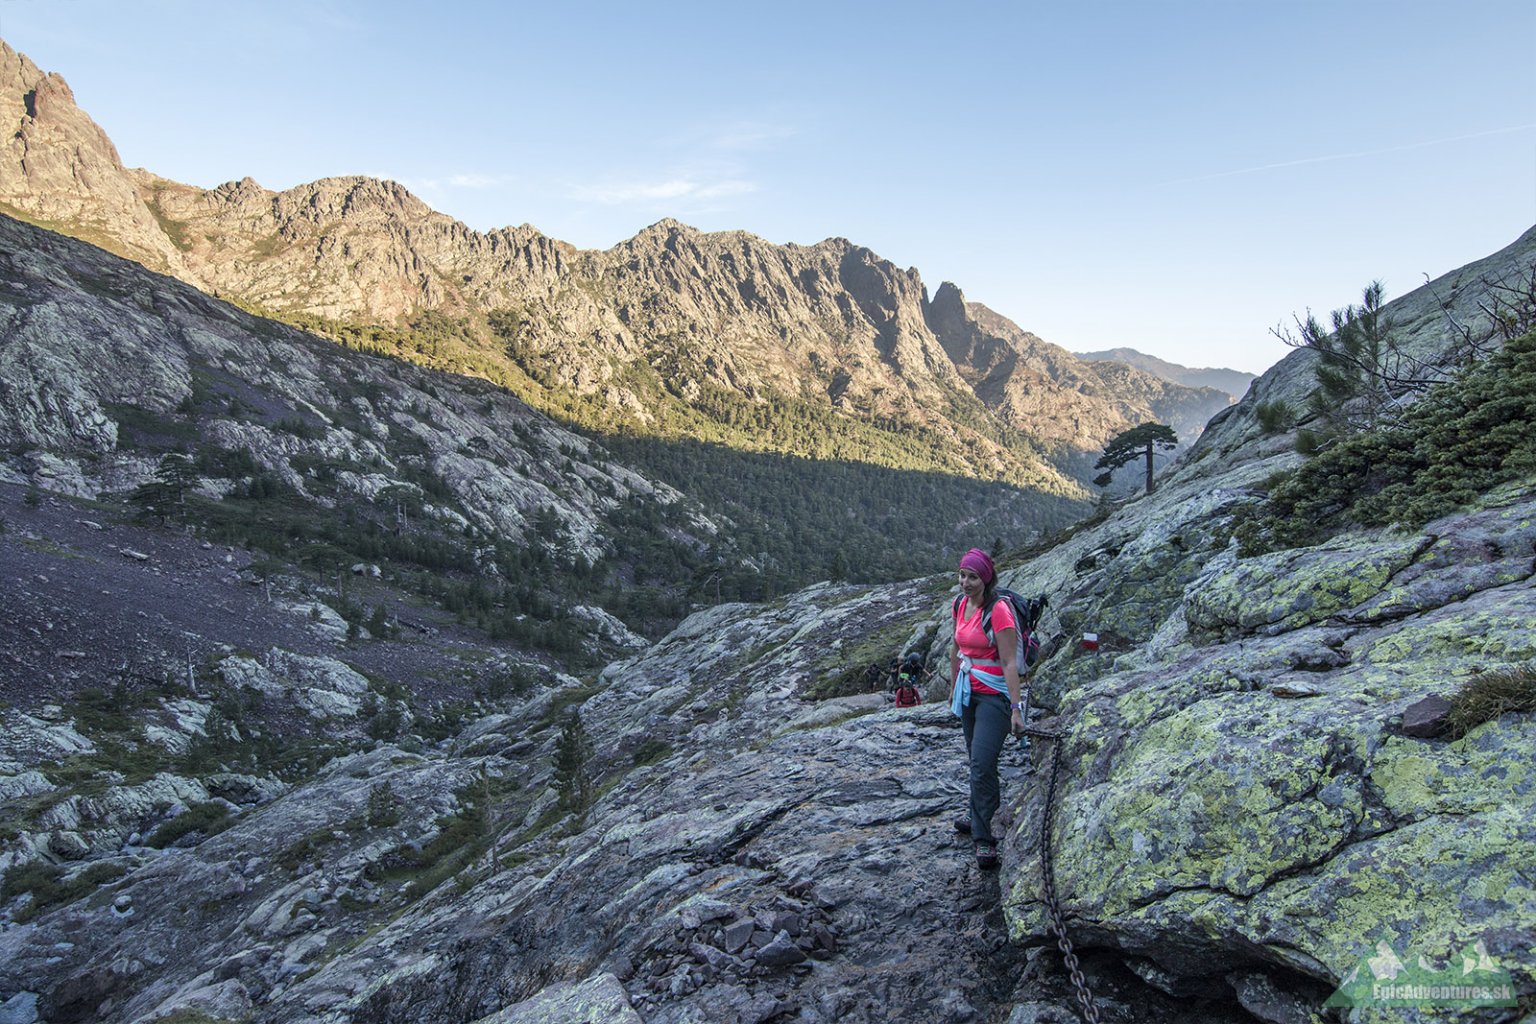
[1401,694,1454,738]
[471,973,642,1024]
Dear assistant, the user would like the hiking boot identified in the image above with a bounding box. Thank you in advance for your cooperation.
[953,815,972,835]
[975,841,999,870]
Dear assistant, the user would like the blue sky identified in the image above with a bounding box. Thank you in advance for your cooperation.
[3,0,1533,375]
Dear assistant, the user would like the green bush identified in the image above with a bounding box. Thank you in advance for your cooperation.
[481,663,541,701]
[276,827,340,872]
[367,782,402,827]
[1254,398,1295,435]
[365,701,404,741]
[630,738,673,767]
[1,860,62,902]
[145,801,233,848]
[1238,332,1536,554]
[273,416,325,440]
[2,860,127,922]
[804,659,890,701]
[367,774,510,901]
[1447,665,1536,739]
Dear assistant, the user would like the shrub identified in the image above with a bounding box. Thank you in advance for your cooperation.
[365,702,404,741]
[1,860,62,903]
[481,664,541,701]
[367,782,402,827]
[1,860,127,922]
[631,738,673,767]
[804,659,890,701]
[1254,398,1296,435]
[1238,331,1536,554]
[273,416,324,439]
[368,773,509,901]
[1446,665,1536,740]
[145,801,232,848]
[277,828,340,872]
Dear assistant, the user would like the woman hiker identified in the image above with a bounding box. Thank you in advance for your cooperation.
[949,547,1026,870]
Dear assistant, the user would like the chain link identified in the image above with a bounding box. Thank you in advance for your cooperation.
[1025,725,1101,1024]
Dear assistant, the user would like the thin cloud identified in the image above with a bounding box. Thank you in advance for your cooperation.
[398,173,515,192]
[695,180,756,199]
[569,178,757,205]
[707,122,797,152]
[444,173,510,189]
[1160,123,1536,187]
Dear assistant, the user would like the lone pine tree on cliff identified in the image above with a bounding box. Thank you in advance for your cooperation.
[1094,423,1179,495]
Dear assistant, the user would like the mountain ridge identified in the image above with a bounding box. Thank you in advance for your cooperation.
[1075,346,1256,401]
[0,37,1229,488]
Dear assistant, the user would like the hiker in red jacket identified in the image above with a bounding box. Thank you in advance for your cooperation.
[893,652,923,707]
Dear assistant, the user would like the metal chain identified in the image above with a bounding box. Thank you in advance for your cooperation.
[1026,724,1102,1024]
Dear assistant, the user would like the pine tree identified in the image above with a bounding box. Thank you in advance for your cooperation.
[1094,423,1179,494]
[553,710,594,816]
[1272,281,1440,452]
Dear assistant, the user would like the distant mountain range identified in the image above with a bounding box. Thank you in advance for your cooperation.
[1074,348,1255,402]
[0,37,1232,494]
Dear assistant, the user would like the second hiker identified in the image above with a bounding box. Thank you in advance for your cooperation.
[949,547,1025,870]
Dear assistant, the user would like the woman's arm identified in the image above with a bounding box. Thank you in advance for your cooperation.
[995,625,1025,735]
[949,636,960,700]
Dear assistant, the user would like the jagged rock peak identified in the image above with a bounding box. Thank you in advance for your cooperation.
[1,39,123,173]
[929,280,966,316]
[270,175,440,219]
[932,280,964,302]
[636,216,693,237]
[625,218,786,254]
[210,176,266,196]
[0,38,185,276]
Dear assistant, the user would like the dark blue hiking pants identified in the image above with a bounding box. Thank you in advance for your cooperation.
[961,690,1012,844]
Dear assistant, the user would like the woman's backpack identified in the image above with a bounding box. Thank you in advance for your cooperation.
[893,652,923,706]
[952,589,1047,670]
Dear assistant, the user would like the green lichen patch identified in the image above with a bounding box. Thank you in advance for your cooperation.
[1359,605,1536,667]
[1252,806,1536,996]
[1049,691,1378,916]
[1371,715,1533,821]
[1187,537,1423,643]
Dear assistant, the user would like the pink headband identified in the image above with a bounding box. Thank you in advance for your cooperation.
[959,548,995,585]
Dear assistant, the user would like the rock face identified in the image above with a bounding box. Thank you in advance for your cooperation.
[5,441,1531,1023]
[0,44,189,278]
[929,283,1234,461]
[0,211,692,557]
[0,580,1125,1024]
[984,448,1536,1018]
[0,39,1231,482]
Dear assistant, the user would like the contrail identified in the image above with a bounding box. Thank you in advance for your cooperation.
[1159,123,1536,186]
